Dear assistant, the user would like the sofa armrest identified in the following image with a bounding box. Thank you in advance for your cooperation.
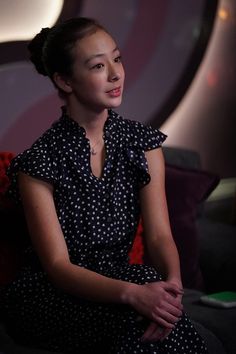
[197,218,236,293]
[183,289,236,354]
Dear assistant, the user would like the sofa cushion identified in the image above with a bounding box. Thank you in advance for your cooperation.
[165,163,220,289]
[129,220,144,264]
[129,163,220,290]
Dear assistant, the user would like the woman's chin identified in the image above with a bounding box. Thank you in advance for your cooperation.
[107,97,123,108]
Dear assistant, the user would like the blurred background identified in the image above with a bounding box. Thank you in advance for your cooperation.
[0,0,235,179]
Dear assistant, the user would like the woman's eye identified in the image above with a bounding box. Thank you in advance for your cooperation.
[91,63,104,70]
[114,55,122,63]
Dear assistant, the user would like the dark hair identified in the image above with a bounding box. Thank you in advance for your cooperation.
[28,17,106,81]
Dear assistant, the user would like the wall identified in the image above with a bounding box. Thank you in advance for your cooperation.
[161,0,236,178]
[1,0,234,177]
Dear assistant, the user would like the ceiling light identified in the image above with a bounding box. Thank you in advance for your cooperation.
[0,0,64,43]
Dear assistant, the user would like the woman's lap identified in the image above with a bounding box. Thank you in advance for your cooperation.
[0,264,208,353]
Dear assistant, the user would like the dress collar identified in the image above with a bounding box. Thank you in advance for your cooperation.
[60,106,118,137]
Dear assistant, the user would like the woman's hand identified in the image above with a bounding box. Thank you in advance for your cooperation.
[138,281,184,342]
[141,322,172,343]
[129,281,183,329]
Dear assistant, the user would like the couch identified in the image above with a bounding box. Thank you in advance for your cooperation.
[162,147,236,354]
[0,147,236,354]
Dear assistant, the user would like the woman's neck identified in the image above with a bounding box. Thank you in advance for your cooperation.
[66,102,108,139]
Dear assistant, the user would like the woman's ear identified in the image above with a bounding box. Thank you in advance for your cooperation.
[53,72,72,93]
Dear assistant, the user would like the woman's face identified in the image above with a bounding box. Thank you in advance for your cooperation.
[68,29,125,111]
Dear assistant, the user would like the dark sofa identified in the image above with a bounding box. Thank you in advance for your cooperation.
[0,147,236,354]
[163,146,236,354]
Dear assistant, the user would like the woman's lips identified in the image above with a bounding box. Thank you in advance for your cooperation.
[106,87,121,97]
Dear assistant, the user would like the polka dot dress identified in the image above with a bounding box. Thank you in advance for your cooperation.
[0,108,208,353]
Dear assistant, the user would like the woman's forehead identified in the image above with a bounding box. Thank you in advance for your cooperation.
[73,30,118,61]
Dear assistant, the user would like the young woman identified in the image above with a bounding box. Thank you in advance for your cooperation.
[0,17,208,353]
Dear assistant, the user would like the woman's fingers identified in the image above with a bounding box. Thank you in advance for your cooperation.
[149,296,182,326]
[163,291,183,311]
[159,327,172,341]
[131,281,183,328]
[163,282,184,296]
[151,315,175,329]
[141,322,164,342]
[149,301,182,328]
[141,322,175,343]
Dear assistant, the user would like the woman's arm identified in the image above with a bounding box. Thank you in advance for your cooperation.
[139,148,182,288]
[18,172,134,303]
[139,148,184,342]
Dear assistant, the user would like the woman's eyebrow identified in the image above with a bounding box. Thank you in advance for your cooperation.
[85,47,120,64]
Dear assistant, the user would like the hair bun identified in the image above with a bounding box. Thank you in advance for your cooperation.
[28,27,51,76]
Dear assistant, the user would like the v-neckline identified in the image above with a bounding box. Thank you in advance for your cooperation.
[89,143,107,181]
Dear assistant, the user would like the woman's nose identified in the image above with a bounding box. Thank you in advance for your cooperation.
[108,66,121,82]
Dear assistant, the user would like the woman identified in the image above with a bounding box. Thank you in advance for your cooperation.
[0,17,208,353]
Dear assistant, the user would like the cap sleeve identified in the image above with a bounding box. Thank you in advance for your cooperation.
[6,139,58,203]
[125,121,167,188]
[132,122,167,151]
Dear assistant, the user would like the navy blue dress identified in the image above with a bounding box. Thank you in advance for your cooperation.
[0,108,208,353]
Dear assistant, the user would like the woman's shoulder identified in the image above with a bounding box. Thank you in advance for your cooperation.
[112,111,167,149]
[27,115,66,153]
[6,118,64,189]
[9,117,64,172]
